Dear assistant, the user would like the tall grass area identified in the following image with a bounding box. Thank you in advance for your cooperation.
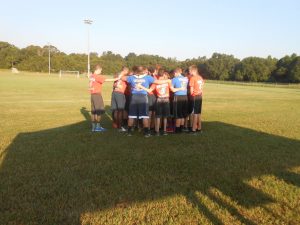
[0,71,300,225]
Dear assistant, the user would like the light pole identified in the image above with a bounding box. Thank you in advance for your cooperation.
[48,42,51,75]
[84,19,93,76]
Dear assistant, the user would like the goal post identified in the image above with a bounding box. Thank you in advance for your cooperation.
[59,70,80,78]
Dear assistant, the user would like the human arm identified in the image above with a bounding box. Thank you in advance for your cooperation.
[136,83,155,93]
[170,85,186,93]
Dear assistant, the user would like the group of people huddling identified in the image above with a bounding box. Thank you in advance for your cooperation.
[89,64,204,137]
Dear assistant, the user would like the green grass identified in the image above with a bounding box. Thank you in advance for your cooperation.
[0,71,300,225]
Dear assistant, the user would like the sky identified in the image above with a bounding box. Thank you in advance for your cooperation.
[0,0,300,60]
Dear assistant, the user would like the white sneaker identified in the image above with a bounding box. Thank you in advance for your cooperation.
[119,127,127,132]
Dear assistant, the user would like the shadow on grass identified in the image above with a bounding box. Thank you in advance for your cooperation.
[0,107,300,224]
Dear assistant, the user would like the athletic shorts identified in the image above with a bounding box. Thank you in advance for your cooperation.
[91,94,105,115]
[125,95,131,112]
[173,95,188,119]
[148,94,157,111]
[128,94,149,119]
[155,97,170,118]
[189,95,202,114]
[111,92,126,111]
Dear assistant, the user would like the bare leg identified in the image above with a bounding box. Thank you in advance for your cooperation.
[163,118,167,132]
[148,111,152,129]
[128,118,134,127]
[155,118,160,133]
[143,118,149,129]
[198,114,202,131]
[192,114,199,132]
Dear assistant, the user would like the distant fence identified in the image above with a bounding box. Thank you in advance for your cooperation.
[206,80,300,89]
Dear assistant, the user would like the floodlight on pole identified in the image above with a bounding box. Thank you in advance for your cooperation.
[84,19,93,77]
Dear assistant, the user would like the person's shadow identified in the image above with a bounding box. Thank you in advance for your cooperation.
[0,107,300,224]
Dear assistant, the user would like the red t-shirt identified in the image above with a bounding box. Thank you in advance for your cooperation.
[151,82,170,98]
[89,74,106,94]
[189,75,204,96]
[113,79,127,94]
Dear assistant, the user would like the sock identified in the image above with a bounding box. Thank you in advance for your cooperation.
[96,123,101,128]
[92,123,96,130]
[180,125,184,132]
[128,126,132,133]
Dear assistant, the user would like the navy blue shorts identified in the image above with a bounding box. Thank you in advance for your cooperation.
[129,94,149,119]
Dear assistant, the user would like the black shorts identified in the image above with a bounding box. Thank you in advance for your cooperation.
[148,94,157,111]
[189,95,202,114]
[91,94,105,115]
[129,94,149,119]
[173,95,188,119]
[111,92,126,111]
[125,95,131,112]
[155,97,170,118]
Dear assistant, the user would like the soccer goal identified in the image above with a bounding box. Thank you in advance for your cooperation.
[59,70,80,78]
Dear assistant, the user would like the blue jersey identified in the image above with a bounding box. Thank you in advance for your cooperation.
[172,75,188,96]
[127,75,155,95]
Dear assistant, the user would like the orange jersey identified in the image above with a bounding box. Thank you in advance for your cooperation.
[151,82,170,98]
[189,75,204,96]
[89,74,106,94]
[113,79,127,94]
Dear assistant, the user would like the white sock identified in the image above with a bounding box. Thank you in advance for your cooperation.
[92,123,96,130]
[96,123,101,128]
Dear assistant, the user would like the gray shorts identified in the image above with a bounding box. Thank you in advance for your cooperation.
[91,94,105,115]
[111,92,126,111]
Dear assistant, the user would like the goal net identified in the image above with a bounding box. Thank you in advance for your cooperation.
[59,70,80,78]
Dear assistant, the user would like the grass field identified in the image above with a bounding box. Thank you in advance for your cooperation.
[0,71,300,225]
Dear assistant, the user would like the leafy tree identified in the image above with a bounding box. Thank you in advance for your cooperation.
[203,53,239,80]
[288,56,300,82]
[272,54,297,82]
[233,57,277,82]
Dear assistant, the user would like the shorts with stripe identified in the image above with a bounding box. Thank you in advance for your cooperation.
[91,94,105,115]
[173,95,188,119]
[128,94,149,119]
[189,95,202,114]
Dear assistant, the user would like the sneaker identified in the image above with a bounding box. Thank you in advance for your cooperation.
[182,127,189,132]
[162,131,168,136]
[144,133,151,138]
[196,129,203,134]
[126,132,133,137]
[155,132,160,137]
[100,127,107,131]
[119,126,127,132]
[95,127,105,132]
[189,131,198,136]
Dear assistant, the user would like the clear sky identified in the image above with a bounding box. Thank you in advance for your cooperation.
[1,0,299,60]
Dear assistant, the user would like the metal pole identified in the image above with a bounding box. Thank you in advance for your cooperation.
[87,25,90,76]
[84,19,93,77]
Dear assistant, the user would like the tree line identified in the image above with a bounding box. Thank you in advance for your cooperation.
[0,41,299,83]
